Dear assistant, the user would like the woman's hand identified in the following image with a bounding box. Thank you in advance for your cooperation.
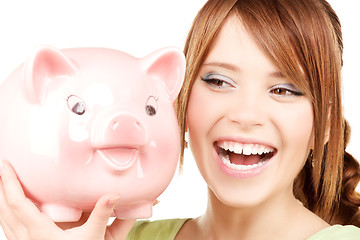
[0,160,136,240]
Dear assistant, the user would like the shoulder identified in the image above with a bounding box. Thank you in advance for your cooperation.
[307,225,360,240]
[126,218,191,240]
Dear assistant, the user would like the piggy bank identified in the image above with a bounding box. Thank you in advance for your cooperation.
[0,45,185,221]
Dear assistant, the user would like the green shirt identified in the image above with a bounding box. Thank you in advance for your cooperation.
[127,219,360,240]
[126,219,190,240]
[307,225,360,240]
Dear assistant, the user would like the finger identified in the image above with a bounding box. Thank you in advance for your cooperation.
[1,167,61,240]
[1,161,45,227]
[80,194,120,239]
[0,176,27,238]
[0,216,17,240]
[106,218,136,240]
[0,215,29,240]
[153,199,160,206]
[1,161,26,199]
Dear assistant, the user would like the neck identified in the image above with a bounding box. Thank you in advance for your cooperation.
[195,187,316,240]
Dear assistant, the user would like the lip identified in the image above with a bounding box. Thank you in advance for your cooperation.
[97,147,138,171]
[213,137,277,179]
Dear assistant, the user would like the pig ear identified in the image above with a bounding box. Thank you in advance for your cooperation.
[23,45,78,104]
[142,47,185,102]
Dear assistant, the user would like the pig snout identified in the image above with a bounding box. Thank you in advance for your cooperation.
[92,113,147,148]
[107,114,147,147]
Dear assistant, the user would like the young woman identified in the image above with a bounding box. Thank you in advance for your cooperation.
[0,0,359,239]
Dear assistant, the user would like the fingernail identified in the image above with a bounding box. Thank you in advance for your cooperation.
[0,160,3,176]
[0,160,8,176]
[107,196,121,208]
[153,199,160,206]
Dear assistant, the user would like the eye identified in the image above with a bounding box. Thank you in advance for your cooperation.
[269,84,303,96]
[67,95,86,115]
[145,96,158,116]
[201,73,236,89]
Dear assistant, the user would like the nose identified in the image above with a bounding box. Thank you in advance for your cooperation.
[227,90,265,128]
[92,113,147,148]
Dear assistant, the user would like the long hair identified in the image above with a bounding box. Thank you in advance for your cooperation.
[175,0,360,226]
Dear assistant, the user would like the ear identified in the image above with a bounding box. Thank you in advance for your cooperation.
[142,47,185,103]
[23,45,78,104]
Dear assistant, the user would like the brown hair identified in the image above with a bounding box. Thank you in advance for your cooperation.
[175,0,360,226]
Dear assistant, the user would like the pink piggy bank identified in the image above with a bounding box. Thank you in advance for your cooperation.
[0,45,185,221]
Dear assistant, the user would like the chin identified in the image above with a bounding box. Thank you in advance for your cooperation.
[210,183,275,209]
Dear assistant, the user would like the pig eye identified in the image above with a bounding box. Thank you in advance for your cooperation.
[145,96,158,116]
[67,95,86,115]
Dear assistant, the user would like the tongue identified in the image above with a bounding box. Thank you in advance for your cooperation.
[229,152,261,165]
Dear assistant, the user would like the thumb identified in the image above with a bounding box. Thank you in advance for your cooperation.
[80,194,120,239]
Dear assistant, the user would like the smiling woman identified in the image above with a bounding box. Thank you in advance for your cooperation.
[186,12,315,212]
[173,0,360,239]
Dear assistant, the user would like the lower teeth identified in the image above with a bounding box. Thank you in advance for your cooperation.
[219,152,267,170]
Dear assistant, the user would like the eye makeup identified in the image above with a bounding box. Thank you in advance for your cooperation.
[200,73,236,89]
[269,84,304,96]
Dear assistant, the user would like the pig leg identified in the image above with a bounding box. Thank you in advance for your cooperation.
[39,203,82,222]
[113,201,152,219]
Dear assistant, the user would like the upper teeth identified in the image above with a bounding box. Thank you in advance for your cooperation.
[218,141,274,156]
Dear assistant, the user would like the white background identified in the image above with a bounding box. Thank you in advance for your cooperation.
[0,0,359,238]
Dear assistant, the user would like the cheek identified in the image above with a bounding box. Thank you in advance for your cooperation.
[186,86,206,152]
[186,83,212,138]
[186,82,228,133]
[187,95,203,133]
[276,101,314,156]
[186,83,218,169]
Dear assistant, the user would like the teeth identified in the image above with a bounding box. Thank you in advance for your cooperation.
[234,143,243,154]
[219,151,267,170]
[243,144,252,155]
[217,141,274,171]
[218,141,274,156]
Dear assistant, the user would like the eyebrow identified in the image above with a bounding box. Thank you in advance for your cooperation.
[269,71,286,78]
[202,62,240,72]
[203,61,286,78]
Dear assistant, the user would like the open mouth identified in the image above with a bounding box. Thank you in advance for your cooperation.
[97,147,138,171]
[216,141,276,171]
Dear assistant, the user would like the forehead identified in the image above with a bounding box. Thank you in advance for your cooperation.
[204,15,279,75]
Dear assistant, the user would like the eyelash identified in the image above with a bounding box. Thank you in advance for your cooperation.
[269,85,303,96]
[201,74,235,88]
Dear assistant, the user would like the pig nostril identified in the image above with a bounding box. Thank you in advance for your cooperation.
[135,121,141,130]
[112,121,120,130]
[111,120,142,131]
